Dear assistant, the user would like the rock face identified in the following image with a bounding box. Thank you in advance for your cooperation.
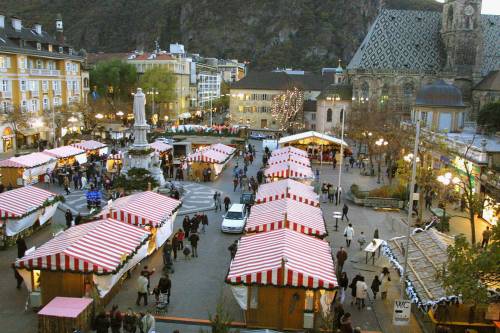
[4,0,441,70]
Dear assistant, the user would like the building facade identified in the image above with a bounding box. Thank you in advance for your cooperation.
[194,62,221,109]
[0,14,86,152]
[217,59,246,83]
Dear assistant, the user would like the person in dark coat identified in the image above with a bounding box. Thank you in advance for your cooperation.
[74,213,82,226]
[171,234,179,261]
[342,204,349,221]
[93,311,110,333]
[333,303,345,329]
[156,274,172,304]
[109,304,123,333]
[65,209,73,229]
[12,263,23,289]
[16,238,27,258]
[371,275,381,299]
[189,233,199,257]
[349,274,361,305]
[182,216,191,239]
[228,240,238,260]
[190,215,200,234]
[163,239,173,265]
[336,247,348,274]
[223,196,231,212]
[339,312,353,333]
[201,213,208,233]
[122,308,138,333]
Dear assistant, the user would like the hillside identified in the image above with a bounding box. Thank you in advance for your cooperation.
[2,0,442,70]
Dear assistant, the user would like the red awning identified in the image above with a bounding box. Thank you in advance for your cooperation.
[271,146,308,158]
[43,145,85,158]
[0,186,57,218]
[255,179,319,206]
[264,161,314,179]
[0,152,56,168]
[71,140,107,151]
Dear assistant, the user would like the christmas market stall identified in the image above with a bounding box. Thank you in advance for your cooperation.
[264,160,314,184]
[278,131,349,162]
[105,152,123,173]
[0,186,62,247]
[255,179,319,207]
[271,146,309,159]
[0,152,57,187]
[71,140,108,157]
[226,229,337,331]
[268,153,311,167]
[38,297,94,333]
[210,142,237,156]
[42,145,87,167]
[246,198,327,238]
[15,218,151,307]
[100,191,181,252]
[186,144,234,181]
[150,141,173,158]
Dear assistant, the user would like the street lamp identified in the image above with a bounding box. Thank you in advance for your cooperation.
[116,111,124,117]
[375,138,388,184]
[437,172,460,223]
[95,113,104,120]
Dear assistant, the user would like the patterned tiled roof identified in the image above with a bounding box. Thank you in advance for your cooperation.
[347,9,500,77]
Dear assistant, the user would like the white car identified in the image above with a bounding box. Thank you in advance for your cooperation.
[221,203,247,233]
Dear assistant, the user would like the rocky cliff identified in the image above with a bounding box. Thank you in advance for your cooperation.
[3,0,442,70]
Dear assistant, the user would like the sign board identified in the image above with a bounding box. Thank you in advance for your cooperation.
[393,299,411,326]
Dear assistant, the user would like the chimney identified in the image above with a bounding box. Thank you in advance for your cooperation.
[55,13,64,44]
[34,23,42,35]
[0,15,5,29]
[11,16,22,31]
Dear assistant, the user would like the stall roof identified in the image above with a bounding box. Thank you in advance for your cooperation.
[384,228,455,308]
[43,145,86,158]
[268,154,311,167]
[271,146,309,158]
[71,140,107,151]
[0,186,57,218]
[210,143,236,155]
[255,179,319,206]
[101,191,181,227]
[0,152,56,168]
[150,141,173,153]
[264,161,314,179]
[226,229,337,289]
[246,198,326,237]
[187,148,229,164]
[38,297,93,318]
[15,218,150,274]
[278,131,348,147]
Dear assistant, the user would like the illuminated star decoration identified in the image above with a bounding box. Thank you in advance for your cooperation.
[271,87,305,132]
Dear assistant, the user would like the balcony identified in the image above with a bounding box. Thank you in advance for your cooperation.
[0,91,12,99]
[29,68,61,77]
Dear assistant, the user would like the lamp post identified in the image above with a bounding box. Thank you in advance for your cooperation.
[375,138,388,184]
[147,88,159,125]
[437,172,460,224]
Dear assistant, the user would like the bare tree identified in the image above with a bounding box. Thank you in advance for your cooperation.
[4,106,29,153]
[271,87,304,133]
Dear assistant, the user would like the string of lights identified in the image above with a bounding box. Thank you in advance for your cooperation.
[271,87,305,132]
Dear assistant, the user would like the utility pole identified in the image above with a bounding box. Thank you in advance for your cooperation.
[338,108,345,190]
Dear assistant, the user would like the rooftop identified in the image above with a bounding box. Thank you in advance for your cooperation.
[415,80,465,108]
[230,71,331,91]
[474,70,500,91]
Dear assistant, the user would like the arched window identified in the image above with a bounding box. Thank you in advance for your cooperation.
[361,82,369,100]
[402,82,414,115]
[403,82,414,98]
[326,108,333,122]
[83,78,89,88]
[447,6,454,30]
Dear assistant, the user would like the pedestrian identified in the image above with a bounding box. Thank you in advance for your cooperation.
[172,234,179,261]
[379,267,391,299]
[233,177,239,192]
[339,312,353,333]
[201,213,209,233]
[177,228,185,249]
[224,196,231,212]
[213,191,220,211]
[425,192,432,210]
[342,204,349,221]
[16,238,27,258]
[183,216,191,239]
[355,276,368,309]
[136,273,149,306]
[93,311,110,333]
[321,183,328,203]
[141,310,155,333]
[336,247,348,274]
[337,186,343,204]
[123,308,138,333]
[328,184,335,203]
[183,245,191,260]
[156,274,172,304]
[140,265,155,290]
[63,175,70,194]
[163,239,173,265]
[65,209,73,229]
[332,157,337,170]
[371,275,381,300]
[333,303,345,329]
[189,232,199,257]
[357,231,366,250]
[12,263,23,289]
[344,223,354,247]
[349,274,361,305]
[228,240,238,260]
[109,304,123,333]
[482,226,492,248]
[74,213,82,226]
[338,271,349,304]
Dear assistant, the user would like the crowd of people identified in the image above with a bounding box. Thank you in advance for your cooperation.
[92,304,168,333]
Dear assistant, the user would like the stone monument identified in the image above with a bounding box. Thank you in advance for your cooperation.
[122,88,165,186]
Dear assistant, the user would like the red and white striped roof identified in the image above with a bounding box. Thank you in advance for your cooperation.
[226,229,337,290]
[268,154,311,167]
[150,141,173,153]
[255,179,319,206]
[101,191,181,227]
[71,140,107,151]
[43,145,86,159]
[247,199,326,236]
[0,152,56,168]
[0,186,57,218]
[187,148,228,164]
[15,218,150,274]
[264,161,314,179]
[271,146,308,158]
[211,143,236,155]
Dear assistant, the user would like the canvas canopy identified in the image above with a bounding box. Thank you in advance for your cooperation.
[255,179,319,206]
[226,229,337,290]
[268,154,311,167]
[278,131,348,147]
[71,140,108,155]
[187,148,229,164]
[264,161,314,179]
[210,143,236,155]
[150,141,173,153]
[0,152,56,169]
[43,146,87,164]
[271,146,309,158]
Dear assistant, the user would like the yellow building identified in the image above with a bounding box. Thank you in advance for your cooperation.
[0,14,86,152]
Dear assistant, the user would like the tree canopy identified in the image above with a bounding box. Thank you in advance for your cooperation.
[138,67,177,104]
[477,102,500,134]
[90,60,138,101]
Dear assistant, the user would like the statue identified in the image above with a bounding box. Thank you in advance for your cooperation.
[133,88,147,126]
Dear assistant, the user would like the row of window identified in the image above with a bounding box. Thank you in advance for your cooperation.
[0,55,79,73]
[0,96,64,113]
[232,93,278,101]
[0,79,80,94]
[238,106,272,113]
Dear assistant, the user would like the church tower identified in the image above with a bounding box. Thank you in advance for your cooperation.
[441,0,482,75]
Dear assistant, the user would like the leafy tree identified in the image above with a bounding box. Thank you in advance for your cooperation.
[139,67,177,106]
[112,168,158,192]
[90,60,137,101]
[477,102,500,134]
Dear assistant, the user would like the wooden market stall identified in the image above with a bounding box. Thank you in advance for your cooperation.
[0,152,57,187]
[150,141,173,158]
[271,146,309,159]
[100,191,181,252]
[187,144,235,181]
[0,186,62,247]
[226,229,337,331]
[38,297,93,333]
[15,218,151,307]
[255,179,319,206]
[71,140,108,157]
[246,198,327,238]
[43,145,87,167]
[278,131,349,163]
[264,160,314,184]
[105,152,123,173]
[268,153,311,167]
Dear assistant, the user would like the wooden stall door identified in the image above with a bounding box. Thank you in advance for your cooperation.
[248,286,280,329]
[282,288,304,330]
[41,271,85,306]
